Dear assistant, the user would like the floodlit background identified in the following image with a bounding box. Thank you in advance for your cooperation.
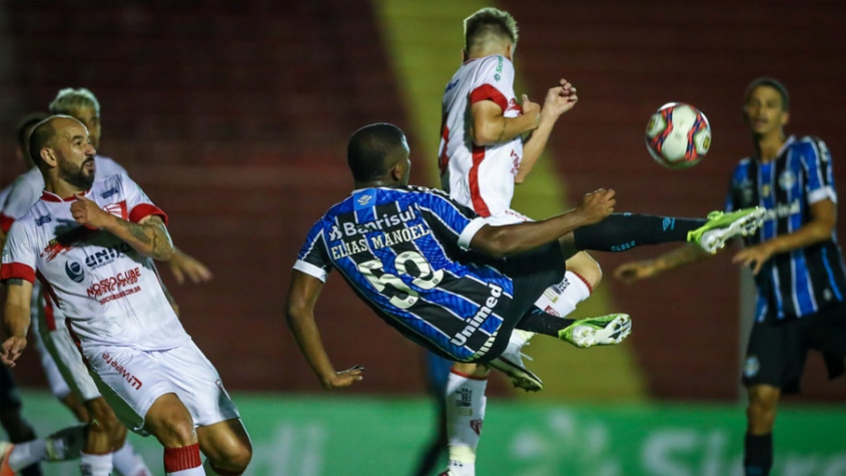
[1,1,845,474]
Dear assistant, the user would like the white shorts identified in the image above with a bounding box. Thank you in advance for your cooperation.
[83,339,240,435]
[36,295,102,402]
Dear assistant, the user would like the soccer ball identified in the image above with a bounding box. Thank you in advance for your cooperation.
[645,102,711,169]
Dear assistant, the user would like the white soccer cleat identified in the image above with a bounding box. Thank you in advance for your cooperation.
[486,329,543,392]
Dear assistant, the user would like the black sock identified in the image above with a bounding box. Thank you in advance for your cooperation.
[572,213,706,252]
[744,433,773,476]
[515,308,575,337]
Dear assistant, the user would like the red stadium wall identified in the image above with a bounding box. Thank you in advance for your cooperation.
[1,0,845,401]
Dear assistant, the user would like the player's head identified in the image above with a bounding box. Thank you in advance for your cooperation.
[49,87,102,150]
[743,77,790,138]
[30,115,97,191]
[464,8,518,60]
[15,112,49,166]
[347,123,411,187]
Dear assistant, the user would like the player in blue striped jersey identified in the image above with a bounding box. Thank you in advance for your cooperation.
[614,78,846,476]
[287,123,765,393]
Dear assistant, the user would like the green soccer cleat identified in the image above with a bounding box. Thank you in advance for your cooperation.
[687,207,766,254]
[559,313,632,348]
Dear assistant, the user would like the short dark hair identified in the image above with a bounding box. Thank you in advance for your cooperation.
[29,117,58,170]
[16,112,49,151]
[745,77,790,111]
[347,123,407,182]
[464,8,518,52]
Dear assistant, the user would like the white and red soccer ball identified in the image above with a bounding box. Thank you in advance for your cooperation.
[645,102,711,169]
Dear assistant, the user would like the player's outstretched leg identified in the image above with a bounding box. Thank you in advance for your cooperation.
[567,207,766,256]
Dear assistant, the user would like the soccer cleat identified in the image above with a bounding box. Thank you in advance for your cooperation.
[0,441,16,476]
[559,313,632,348]
[687,207,766,254]
[486,329,543,392]
[45,425,86,462]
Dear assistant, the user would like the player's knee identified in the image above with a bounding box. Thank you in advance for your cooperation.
[746,386,779,427]
[566,252,602,289]
[213,440,252,473]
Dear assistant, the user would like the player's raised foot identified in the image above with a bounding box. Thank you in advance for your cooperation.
[687,207,766,254]
[45,425,86,462]
[559,313,632,348]
[486,329,543,392]
[0,441,16,476]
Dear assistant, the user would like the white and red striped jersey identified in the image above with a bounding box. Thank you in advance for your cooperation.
[438,54,524,217]
[1,156,126,232]
[1,173,189,351]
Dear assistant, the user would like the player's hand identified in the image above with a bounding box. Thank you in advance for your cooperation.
[577,188,615,225]
[541,79,578,120]
[71,194,112,229]
[732,243,774,275]
[521,94,541,129]
[168,250,214,284]
[613,260,659,284]
[0,336,26,367]
[322,365,365,390]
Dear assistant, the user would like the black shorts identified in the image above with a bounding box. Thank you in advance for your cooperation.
[0,365,22,409]
[742,302,846,394]
[474,242,566,363]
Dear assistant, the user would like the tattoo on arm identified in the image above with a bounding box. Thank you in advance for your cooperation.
[116,216,172,259]
[6,279,23,286]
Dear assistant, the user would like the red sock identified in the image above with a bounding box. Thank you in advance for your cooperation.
[164,444,201,473]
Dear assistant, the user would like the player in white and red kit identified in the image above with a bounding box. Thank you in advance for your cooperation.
[1,116,251,476]
[437,8,605,476]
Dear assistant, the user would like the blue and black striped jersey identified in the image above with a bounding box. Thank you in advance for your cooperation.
[726,135,846,321]
[294,185,514,361]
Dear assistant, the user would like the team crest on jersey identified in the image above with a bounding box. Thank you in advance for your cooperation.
[103,201,128,220]
[778,170,797,191]
[65,261,85,283]
[744,355,760,378]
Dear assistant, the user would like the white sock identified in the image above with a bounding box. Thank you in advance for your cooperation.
[169,466,206,476]
[7,439,47,471]
[112,440,152,476]
[532,270,592,317]
[81,452,114,476]
[444,370,487,476]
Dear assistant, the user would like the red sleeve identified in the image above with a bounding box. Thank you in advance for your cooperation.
[0,262,35,283]
[129,204,169,225]
[0,213,14,233]
[469,84,508,111]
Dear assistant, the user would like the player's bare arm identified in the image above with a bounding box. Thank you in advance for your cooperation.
[517,79,579,183]
[285,271,364,390]
[734,199,836,275]
[70,194,174,261]
[1,278,33,367]
[613,244,710,284]
[470,96,540,147]
[470,188,614,258]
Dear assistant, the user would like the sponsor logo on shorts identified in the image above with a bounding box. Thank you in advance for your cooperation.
[744,355,760,378]
[450,283,502,347]
[86,267,142,304]
[65,261,85,283]
[101,352,143,390]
